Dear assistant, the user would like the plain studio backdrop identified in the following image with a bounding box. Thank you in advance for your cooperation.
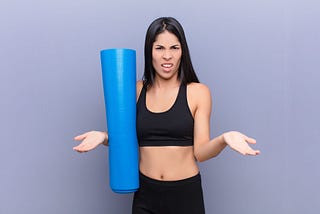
[1,0,319,213]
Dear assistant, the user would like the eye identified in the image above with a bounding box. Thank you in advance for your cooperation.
[171,46,180,50]
[155,46,163,50]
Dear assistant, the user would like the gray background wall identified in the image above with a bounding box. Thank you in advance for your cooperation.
[1,0,319,213]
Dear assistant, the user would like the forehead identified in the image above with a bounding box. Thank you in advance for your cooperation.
[154,30,180,44]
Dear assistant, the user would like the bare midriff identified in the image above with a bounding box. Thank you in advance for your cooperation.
[139,146,199,181]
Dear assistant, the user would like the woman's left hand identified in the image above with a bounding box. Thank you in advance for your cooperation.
[222,131,260,156]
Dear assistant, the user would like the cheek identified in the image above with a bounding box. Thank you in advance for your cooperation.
[152,58,160,70]
[152,53,161,66]
[175,50,182,59]
[175,52,182,64]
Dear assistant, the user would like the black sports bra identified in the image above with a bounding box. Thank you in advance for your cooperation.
[136,84,194,147]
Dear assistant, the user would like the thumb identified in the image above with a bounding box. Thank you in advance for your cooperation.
[74,132,88,141]
[245,136,256,144]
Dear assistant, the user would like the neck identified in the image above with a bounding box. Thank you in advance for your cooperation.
[153,77,180,90]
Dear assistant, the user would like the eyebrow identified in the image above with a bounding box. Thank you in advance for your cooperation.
[154,44,181,47]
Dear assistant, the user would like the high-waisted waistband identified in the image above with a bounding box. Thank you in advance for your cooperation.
[139,171,201,187]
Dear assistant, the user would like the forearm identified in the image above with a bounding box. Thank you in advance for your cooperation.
[194,134,227,162]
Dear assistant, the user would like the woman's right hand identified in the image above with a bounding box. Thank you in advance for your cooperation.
[73,131,108,153]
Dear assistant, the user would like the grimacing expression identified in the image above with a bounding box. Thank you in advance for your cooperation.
[152,30,182,81]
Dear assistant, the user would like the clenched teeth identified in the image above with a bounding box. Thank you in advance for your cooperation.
[162,63,173,68]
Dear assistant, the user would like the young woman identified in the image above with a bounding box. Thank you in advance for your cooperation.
[73,17,260,214]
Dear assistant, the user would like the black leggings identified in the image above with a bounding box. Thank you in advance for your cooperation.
[132,172,205,214]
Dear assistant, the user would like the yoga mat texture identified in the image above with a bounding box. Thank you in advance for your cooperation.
[100,48,139,193]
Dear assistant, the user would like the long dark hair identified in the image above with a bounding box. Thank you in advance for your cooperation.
[143,17,199,86]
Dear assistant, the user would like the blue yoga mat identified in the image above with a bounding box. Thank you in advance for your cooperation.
[100,48,139,193]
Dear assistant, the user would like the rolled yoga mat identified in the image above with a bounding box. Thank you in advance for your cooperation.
[100,48,139,193]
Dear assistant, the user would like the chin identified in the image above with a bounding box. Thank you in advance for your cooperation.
[160,73,178,80]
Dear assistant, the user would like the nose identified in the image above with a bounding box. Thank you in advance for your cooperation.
[162,50,172,60]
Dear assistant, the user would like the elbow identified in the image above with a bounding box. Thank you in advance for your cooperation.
[195,156,206,163]
[194,147,218,163]
[194,150,207,163]
[195,154,217,163]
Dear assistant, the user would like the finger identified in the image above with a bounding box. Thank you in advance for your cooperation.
[230,144,247,156]
[74,140,95,152]
[73,145,88,153]
[74,148,87,153]
[78,144,92,152]
[237,143,255,156]
[246,149,260,156]
[76,148,88,153]
[73,145,83,151]
[83,142,99,151]
[73,146,82,152]
[73,141,87,151]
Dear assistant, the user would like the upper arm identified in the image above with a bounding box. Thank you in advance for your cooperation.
[191,83,212,150]
[136,80,144,102]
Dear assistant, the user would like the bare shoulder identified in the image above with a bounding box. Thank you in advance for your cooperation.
[187,82,211,99]
[136,80,143,89]
[187,82,212,115]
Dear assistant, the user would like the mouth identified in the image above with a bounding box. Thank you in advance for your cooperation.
[161,63,173,68]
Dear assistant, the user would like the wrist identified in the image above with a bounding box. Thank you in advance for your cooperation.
[219,133,227,146]
[102,132,109,146]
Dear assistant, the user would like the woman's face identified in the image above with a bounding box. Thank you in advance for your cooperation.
[152,30,182,81]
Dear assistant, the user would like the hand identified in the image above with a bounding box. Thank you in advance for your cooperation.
[73,131,108,153]
[222,131,260,156]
